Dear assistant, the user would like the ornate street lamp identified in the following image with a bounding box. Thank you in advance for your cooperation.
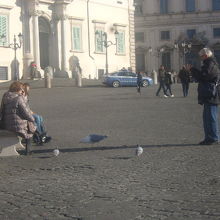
[95,30,119,75]
[174,41,192,65]
[148,46,165,69]
[9,33,23,80]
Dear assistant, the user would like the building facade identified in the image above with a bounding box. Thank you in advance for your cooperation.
[0,0,135,81]
[134,0,220,74]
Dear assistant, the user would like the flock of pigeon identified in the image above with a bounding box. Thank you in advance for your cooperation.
[53,134,143,157]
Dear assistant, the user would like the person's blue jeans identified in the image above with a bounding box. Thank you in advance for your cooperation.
[156,81,167,96]
[182,83,189,97]
[203,104,219,141]
[33,114,44,134]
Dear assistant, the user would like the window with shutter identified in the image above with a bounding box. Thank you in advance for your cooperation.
[213,28,220,38]
[213,0,220,11]
[0,15,8,46]
[160,0,169,14]
[187,29,196,39]
[95,29,105,53]
[72,26,82,51]
[160,31,170,40]
[0,66,8,80]
[135,32,144,42]
[186,0,195,12]
[117,31,125,54]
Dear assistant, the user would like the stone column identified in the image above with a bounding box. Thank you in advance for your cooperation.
[21,0,33,79]
[54,0,72,77]
[60,16,68,74]
[32,11,41,70]
[128,3,136,72]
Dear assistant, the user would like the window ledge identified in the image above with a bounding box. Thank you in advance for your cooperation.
[94,51,105,54]
[115,53,126,56]
[70,50,84,53]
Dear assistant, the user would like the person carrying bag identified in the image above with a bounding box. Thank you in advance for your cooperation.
[188,48,220,145]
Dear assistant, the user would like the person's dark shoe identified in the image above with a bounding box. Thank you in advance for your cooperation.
[199,140,219,145]
[41,136,51,144]
[44,136,52,143]
[206,140,219,145]
[199,140,208,145]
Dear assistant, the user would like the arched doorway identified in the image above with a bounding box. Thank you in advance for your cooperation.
[39,17,50,69]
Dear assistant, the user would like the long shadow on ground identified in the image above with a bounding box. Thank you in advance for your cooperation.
[19,143,199,156]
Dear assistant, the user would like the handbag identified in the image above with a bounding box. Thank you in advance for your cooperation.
[198,81,219,99]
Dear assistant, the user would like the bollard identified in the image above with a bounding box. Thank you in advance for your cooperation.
[75,72,82,87]
[44,71,51,88]
[153,70,158,85]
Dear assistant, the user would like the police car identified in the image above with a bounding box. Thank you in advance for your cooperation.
[102,71,153,88]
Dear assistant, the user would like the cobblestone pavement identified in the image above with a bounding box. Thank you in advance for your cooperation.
[0,79,219,220]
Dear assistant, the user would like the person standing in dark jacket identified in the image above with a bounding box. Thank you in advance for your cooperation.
[165,71,174,97]
[179,66,190,97]
[137,71,143,94]
[188,48,220,145]
[156,65,168,97]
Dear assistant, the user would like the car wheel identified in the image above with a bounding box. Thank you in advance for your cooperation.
[142,80,149,87]
[112,81,120,88]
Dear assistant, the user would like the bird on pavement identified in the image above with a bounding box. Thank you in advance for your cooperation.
[53,148,60,156]
[80,134,108,143]
[136,145,143,156]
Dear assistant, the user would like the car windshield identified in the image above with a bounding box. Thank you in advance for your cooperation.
[111,72,119,76]
[127,72,136,77]
[110,71,137,77]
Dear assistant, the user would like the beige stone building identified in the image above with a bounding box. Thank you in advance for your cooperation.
[0,0,135,81]
[134,0,220,74]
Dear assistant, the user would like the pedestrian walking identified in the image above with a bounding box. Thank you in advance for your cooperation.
[156,65,168,97]
[179,66,190,97]
[188,48,220,145]
[137,71,143,94]
[171,70,177,83]
[165,71,174,97]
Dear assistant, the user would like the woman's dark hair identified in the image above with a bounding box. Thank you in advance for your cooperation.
[23,83,30,96]
[9,81,24,93]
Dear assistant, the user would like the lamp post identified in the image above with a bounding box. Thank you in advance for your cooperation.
[9,33,23,81]
[148,46,164,69]
[175,41,191,65]
[95,30,119,75]
[148,46,164,84]
[157,47,164,68]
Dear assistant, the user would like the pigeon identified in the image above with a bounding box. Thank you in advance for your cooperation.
[53,148,60,156]
[136,145,143,156]
[80,134,108,143]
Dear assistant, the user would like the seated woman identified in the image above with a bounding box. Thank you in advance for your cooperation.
[22,83,51,145]
[0,81,36,155]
